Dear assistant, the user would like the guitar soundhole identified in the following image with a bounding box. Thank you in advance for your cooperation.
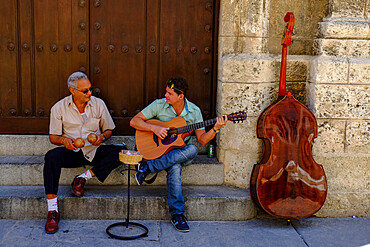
[153,133,159,147]
[162,134,178,145]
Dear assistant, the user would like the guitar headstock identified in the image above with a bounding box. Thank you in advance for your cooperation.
[227,111,247,123]
[281,12,295,47]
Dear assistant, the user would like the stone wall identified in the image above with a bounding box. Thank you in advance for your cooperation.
[217,0,369,216]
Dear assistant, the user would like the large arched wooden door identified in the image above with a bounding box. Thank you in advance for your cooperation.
[0,0,219,135]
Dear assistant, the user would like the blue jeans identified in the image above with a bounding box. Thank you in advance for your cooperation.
[147,144,198,216]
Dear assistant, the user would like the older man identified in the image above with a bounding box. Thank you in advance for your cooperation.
[44,72,124,234]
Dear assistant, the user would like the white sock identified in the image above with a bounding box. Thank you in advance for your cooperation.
[47,197,58,212]
[77,169,93,180]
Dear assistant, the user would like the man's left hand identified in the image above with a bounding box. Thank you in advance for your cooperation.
[90,134,104,146]
[214,115,228,131]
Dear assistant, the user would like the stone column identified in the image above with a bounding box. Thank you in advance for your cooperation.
[308,0,370,216]
[218,0,272,188]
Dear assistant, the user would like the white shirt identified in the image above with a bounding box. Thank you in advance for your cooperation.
[49,95,115,161]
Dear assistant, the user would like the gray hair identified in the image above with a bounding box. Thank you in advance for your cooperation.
[67,72,88,89]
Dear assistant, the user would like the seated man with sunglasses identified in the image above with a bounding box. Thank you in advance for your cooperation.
[44,72,125,234]
[130,77,227,232]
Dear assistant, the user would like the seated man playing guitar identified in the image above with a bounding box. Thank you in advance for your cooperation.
[130,77,227,232]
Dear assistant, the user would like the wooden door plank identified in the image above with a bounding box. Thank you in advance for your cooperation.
[0,0,18,117]
[33,0,60,117]
[71,0,89,83]
[19,0,33,117]
[146,0,160,104]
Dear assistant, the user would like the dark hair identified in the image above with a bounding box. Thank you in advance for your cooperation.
[167,77,188,96]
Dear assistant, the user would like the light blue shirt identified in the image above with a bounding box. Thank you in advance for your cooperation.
[141,98,204,142]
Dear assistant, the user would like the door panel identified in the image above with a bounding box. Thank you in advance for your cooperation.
[33,0,89,117]
[159,0,214,119]
[0,0,89,133]
[90,0,146,131]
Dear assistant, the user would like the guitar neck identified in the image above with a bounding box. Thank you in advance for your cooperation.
[176,118,218,134]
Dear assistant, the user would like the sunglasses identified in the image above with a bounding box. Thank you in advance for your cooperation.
[166,80,183,94]
[75,86,93,94]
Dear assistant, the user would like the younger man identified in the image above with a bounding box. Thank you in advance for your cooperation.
[130,77,227,232]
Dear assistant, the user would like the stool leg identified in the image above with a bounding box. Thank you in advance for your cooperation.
[126,167,131,227]
[105,162,149,240]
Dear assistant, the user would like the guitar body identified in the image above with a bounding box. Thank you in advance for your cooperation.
[135,111,247,160]
[136,117,188,160]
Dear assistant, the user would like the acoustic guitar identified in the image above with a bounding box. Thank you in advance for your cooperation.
[135,111,247,160]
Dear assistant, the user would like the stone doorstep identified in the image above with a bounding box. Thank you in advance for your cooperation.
[0,155,224,186]
[0,185,257,221]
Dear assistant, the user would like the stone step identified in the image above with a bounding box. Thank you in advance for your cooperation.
[0,185,256,221]
[0,155,223,186]
[0,135,209,155]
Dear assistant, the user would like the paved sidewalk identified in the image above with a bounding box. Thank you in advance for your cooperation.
[0,217,369,247]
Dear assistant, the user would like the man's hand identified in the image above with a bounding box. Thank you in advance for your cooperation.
[153,125,169,140]
[214,115,228,131]
[195,115,228,145]
[130,112,169,139]
[63,137,78,151]
[90,134,104,146]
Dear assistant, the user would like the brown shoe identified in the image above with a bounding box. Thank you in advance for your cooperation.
[72,176,86,197]
[45,210,60,234]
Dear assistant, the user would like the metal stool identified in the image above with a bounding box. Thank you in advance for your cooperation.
[106,151,148,240]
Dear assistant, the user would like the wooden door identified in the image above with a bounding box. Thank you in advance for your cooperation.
[0,0,219,134]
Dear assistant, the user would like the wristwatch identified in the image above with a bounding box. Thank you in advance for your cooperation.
[102,134,107,142]
[212,127,220,133]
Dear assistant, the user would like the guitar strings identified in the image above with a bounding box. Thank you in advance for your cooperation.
[177,118,218,134]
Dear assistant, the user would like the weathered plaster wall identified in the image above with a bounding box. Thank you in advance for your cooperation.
[217,0,369,216]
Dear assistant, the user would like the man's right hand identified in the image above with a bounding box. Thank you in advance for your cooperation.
[130,112,169,139]
[63,137,78,150]
[153,126,169,140]
[49,134,77,150]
